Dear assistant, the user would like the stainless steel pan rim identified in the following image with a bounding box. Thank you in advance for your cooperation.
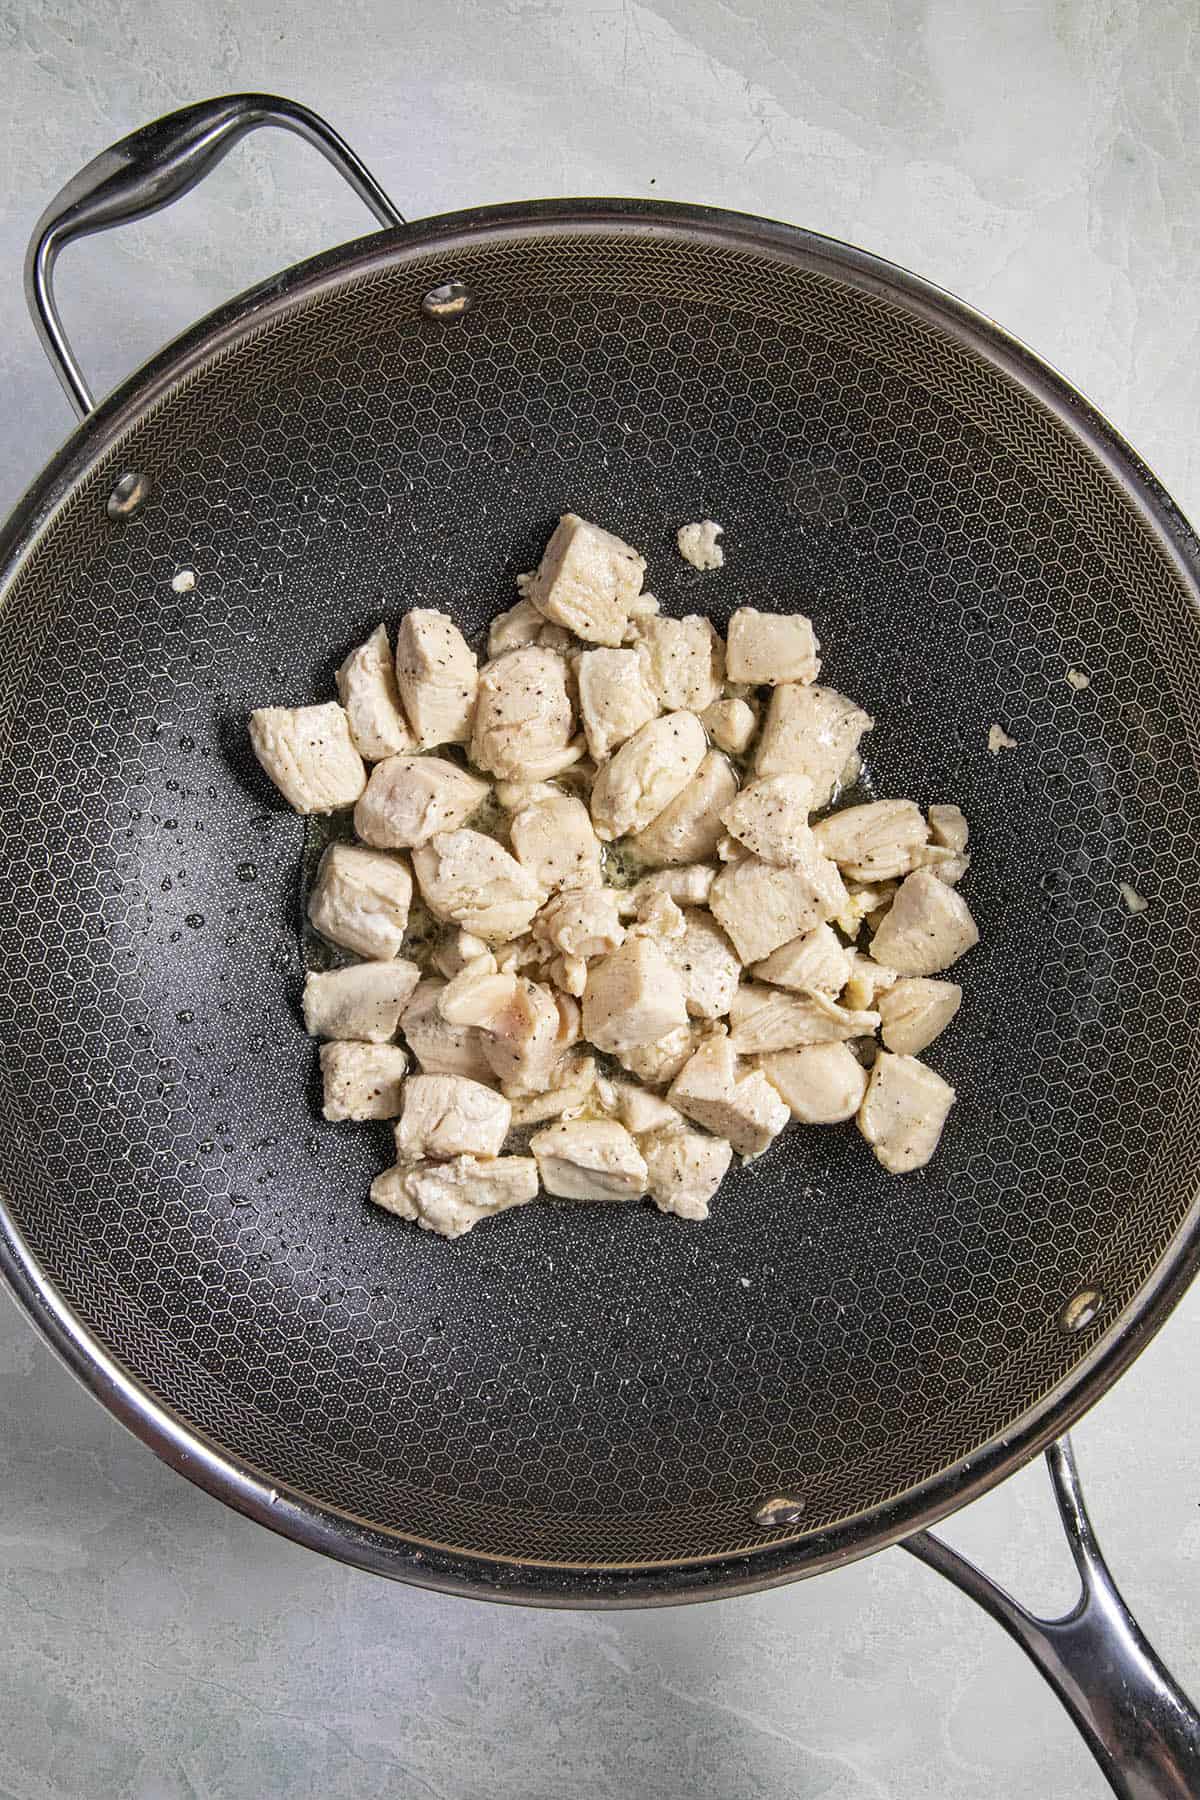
[2,189,1199,1604]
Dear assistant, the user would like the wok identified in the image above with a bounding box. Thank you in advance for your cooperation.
[4,94,1200,1796]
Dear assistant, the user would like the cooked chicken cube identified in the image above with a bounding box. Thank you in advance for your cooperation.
[627,890,686,943]
[249,702,367,814]
[589,711,707,840]
[720,775,815,865]
[752,923,852,995]
[642,1128,733,1220]
[401,977,494,1082]
[675,520,724,570]
[857,1052,955,1174]
[509,792,602,892]
[631,750,738,866]
[488,596,544,656]
[728,984,880,1054]
[755,684,873,807]
[667,1035,789,1157]
[440,964,579,1095]
[527,513,646,646]
[869,869,979,976]
[812,799,929,881]
[354,755,488,849]
[833,880,896,940]
[394,609,478,748]
[701,696,758,756]
[394,1073,511,1161]
[841,950,898,1009]
[877,977,962,1055]
[921,803,971,886]
[471,646,574,780]
[615,1024,699,1086]
[630,864,716,909]
[412,829,545,941]
[335,624,414,761]
[576,648,661,762]
[636,615,725,713]
[508,1051,596,1125]
[370,1155,538,1238]
[726,607,820,686]
[308,843,412,960]
[533,888,626,959]
[302,959,421,1042]
[756,1043,869,1124]
[606,1080,685,1135]
[319,1041,408,1121]
[530,1118,648,1201]
[709,850,848,964]
[582,936,688,1054]
[662,908,740,1019]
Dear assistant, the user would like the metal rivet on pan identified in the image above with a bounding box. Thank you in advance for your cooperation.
[422,281,472,319]
[752,1494,806,1528]
[1059,1288,1105,1333]
[106,471,150,520]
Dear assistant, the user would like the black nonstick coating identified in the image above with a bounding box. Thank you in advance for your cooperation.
[1,207,1199,1597]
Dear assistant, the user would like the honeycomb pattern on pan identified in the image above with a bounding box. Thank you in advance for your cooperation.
[0,226,1199,1573]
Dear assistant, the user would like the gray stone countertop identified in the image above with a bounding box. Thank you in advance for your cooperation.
[0,3,1196,1795]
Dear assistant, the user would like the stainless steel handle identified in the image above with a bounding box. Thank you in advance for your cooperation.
[24,92,405,418]
[904,1437,1200,1799]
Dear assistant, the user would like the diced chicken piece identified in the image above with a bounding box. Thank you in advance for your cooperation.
[545,953,586,996]
[841,950,898,1009]
[716,832,748,863]
[627,890,686,943]
[530,1118,648,1200]
[667,1035,789,1157]
[537,622,576,656]
[302,959,420,1042]
[577,648,660,761]
[354,755,488,849]
[726,607,820,686]
[488,596,544,656]
[833,881,897,940]
[757,1043,869,1124]
[308,843,412,960]
[616,1024,699,1086]
[249,702,367,814]
[877,977,962,1055]
[721,775,815,865]
[625,590,661,631]
[432,927,491,980]
[641,1128,732,1220]
[319,1041,408,1121]
[394,1073,511,1161]
[510,792,603,892]
[494,778,559,811]
[527,513,646,646]
[370,1155,538,1238]
[470,646,574,781]
[401,977,494,1082]
[636,615,725,713]
[921,803,971,886]
[606,1080,685,1135]
[440,963,579,1095]
[508,1052,596,1125]
[701,696,758,756]
[590,711,707,840]
[630,864,716,909]
[755,684,873,807]
[857,1052,956,1174]
[675,520,724,570]
[709,850,848,965]
[917,843,972,886]
[812,800,929,881]
[412,830,545,941]
[632,750,738,866]
[533,888,626,959]
[335,624,414,761]
[662,908,740,1019]
[752,923,851,995]
[394,609,478,748]
[869,869,979,976]
[728,984,880,1054]
[582,936,688,1053]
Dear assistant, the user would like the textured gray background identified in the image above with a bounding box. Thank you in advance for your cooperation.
[1,2,1197,1795]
